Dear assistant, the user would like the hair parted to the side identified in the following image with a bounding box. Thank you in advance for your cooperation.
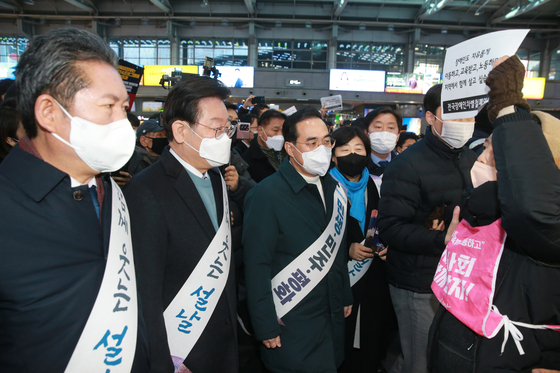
[424,83,442,116]
[330,125,371,158]
[162,75,230,141]
[363,106,403,132]
[282,107,324,143]
[15,27,118,138]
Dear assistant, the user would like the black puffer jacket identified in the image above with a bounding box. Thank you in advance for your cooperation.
[429,111,560,372]
[378,127,477,293]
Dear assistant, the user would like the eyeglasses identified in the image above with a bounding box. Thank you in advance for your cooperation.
[195,122,237,139]
[293,137,336,150]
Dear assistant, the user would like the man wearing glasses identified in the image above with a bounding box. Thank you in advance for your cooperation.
[124,75,251,373]
[243,107,353,372]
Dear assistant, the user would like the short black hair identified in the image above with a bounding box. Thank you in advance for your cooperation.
[363,107,403,132]
[330,125,371,158]
[240,113,257,125]
[127,111,140,128]
[15,27,118,138]
[258,109,286,128]
[0,99,21,161]
[0,78,14,99]
[251,103,269,117]
[396,131,419,148]
[424,83,442,116]
[282,107,324,143]
[224,101,238,112]
[162,75,230,141]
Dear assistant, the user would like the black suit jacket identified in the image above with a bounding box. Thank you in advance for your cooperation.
[123,147,238,373]
[241,136,278,183]
[0,146,149,372]
[366,150,399,177]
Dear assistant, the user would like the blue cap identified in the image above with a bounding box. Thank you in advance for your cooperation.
[136,119,164,140]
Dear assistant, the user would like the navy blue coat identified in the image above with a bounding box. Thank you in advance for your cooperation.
[0,145,149,372]
[123,147,239,373]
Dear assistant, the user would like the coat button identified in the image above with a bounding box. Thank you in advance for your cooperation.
[225,318,230,324]
[73,190,84,201]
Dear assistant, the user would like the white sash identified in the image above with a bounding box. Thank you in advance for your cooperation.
[163,177,231,364]
[271,184,347,319]
[347,239,373,288]
[65,179,138,373]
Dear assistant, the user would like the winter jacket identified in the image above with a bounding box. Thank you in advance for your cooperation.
[378,127,477,293]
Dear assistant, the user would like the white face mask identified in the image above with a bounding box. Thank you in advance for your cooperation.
[434,115,475,149]
[184,122,231,168]
[261,131,285,152]
[292,144,332,177]
[369,131,398,155]
[470,161,497,189]
[52,100,136,173]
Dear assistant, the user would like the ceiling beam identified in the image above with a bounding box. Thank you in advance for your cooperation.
[333,0,349,17]
[64,0,95,13]
[149,0,172,14]
[244,0,255,14]
[416,0,453,21]
[489,0,553,24]
[0,0,20,11]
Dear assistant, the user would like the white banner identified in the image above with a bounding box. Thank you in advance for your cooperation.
[441,29,529,119]
[65,179,138,373]
[163,177,231,365]
[271,185,347,319]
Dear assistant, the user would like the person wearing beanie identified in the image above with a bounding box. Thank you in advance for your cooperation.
[428,55,560,372]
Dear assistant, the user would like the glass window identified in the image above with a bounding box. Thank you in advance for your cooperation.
[181,38,248,66]
[517,49,540,78]
[0,36,29,63]
[414,44,446,75]
[337,42,404,72]
[549,49,560,80]
[114,37,170,66]
[258,39,329,69]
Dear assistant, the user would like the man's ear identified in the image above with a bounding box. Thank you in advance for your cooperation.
[139,135,150,148]
[35,94,63,133]
[284,141,295,158]
[172,120,188,144]
[425,111,436,127]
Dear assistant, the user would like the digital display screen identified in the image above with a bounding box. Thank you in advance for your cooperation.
[142,101,164,112]
[0,62,17,79]
[143,65,199,86]
[198,66,254,88]
[385,73,442,94]
[329,69,386,92]
[403,118,422,135]
[522,77,545,100]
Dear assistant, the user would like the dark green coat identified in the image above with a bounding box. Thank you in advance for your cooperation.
[243,159,353,373]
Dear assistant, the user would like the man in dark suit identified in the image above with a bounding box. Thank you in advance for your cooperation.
[362,107,402,179]
[242,109,287,183]
[0,28,149,373]
[124,75,247,373]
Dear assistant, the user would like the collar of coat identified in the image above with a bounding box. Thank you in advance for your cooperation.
[425,125,466,160]
[278,157,336,195]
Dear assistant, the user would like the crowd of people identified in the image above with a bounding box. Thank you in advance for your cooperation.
[0,27,559,373]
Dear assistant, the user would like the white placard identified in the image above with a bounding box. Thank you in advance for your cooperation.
[321,95,343,111]
[441,29,529,120]
[283,106,297,116]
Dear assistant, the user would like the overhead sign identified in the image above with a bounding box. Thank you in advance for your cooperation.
[143,65,199,86]
[197,66,255,88]
[441,29,529,119]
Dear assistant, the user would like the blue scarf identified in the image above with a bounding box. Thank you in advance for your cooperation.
[330,167,369,233]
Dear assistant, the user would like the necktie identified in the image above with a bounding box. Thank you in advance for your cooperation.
[378,160,389,174]
[89,185,100,220]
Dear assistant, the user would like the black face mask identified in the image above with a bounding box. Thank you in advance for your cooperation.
[336,153,368,178]
[148,137,169,156]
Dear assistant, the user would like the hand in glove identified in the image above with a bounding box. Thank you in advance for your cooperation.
[485,55,531,123]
